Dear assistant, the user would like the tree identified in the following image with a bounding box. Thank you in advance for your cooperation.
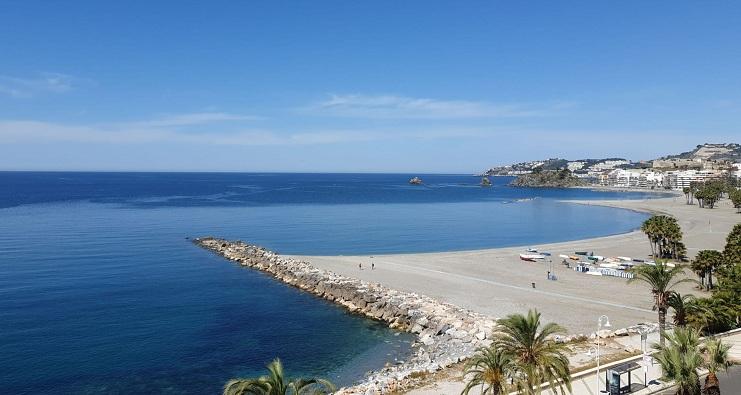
[730,189,741,213]
[683,187,691,205]
[693,250,723,290]
[689,181,699,205]
[712,263,741,330]
[641,216,661,259]
[686,226,741,335]
[653,328,736,395]
[667,292,700,327]
[629,262,695,346]
[640,215,684,260]
[686,297,735,335]
[690,258,708,289]
[695,185,704,208]
[722,224,741,267]
[461,347,515,395]
[493,310,571,395]
[662,218,684,260]
[702,338,735,395]
[223,359,335,395]
[652,327,703,395]
[696,182,723,209]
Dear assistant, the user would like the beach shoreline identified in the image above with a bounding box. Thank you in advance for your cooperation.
[292,196,736,334]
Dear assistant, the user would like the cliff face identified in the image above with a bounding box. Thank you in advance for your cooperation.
[509,170,587,188]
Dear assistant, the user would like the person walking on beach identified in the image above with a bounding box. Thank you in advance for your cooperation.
[359,263,362,270]
[371,263,375,270]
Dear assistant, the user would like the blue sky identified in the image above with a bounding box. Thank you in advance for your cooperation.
[1,1,740,172]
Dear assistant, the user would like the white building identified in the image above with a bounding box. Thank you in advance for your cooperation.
[664,170,726,190]
[567,161,586,171]
[590,160,631,172]
[604,169,664,188]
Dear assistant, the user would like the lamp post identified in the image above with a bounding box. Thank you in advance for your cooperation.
[638,326,650,386]
[596,315,611,393]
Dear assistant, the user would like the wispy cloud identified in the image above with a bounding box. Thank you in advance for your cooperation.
[303,94,575,119]
[125,112,263,128]
[0,120,376,145]
[0,72,80,98]
[0,116,484,146]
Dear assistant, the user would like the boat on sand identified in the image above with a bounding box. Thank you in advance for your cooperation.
[519,253,546,262]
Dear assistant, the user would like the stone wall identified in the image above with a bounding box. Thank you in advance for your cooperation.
[193,237,497,394]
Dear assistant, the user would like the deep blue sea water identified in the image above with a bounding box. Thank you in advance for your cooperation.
[0,172,660,394]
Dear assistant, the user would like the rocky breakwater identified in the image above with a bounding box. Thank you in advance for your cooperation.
[193,237,497,394]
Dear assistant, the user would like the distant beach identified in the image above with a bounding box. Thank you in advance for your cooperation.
[293,196,736,334]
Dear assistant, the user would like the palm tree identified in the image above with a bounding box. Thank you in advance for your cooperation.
[667,292,698,327]
[693,250,723,290]
[493,310,571,395]
[641,216,661,259]
[690,259,708,289]
[641,215,684,260]
[652,327,703,395]
[629,262,695,346]
[686,298,735,335]
[224,359,335,395]
[702,338,735,395]
[461,347,515,395]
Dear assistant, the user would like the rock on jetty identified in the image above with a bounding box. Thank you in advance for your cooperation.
[193,237,497,394]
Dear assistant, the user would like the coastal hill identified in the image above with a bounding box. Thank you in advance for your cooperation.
[483,157,633,177]
[658,143,741,161]
[509,168,587,188]
[482,142,740,177]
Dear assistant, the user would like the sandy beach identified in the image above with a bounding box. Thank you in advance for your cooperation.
[292,196,738,335]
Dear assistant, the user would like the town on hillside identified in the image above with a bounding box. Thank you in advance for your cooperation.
[484,143,741,190]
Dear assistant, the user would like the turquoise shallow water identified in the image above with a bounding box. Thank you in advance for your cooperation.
[0,172,657,394]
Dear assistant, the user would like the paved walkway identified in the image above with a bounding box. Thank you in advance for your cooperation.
[408,330,741,394]
[563,330,741,395]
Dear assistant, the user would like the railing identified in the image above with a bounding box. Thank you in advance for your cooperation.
[508,327,741,395]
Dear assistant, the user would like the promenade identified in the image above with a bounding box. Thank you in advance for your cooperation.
[409,329,741,395]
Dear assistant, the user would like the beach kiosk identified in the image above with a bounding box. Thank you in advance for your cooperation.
[607,361,642,394]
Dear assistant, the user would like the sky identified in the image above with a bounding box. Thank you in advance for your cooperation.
[1,1,740,173]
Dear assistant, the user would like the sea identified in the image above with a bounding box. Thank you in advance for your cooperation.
[0,172,661,394]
